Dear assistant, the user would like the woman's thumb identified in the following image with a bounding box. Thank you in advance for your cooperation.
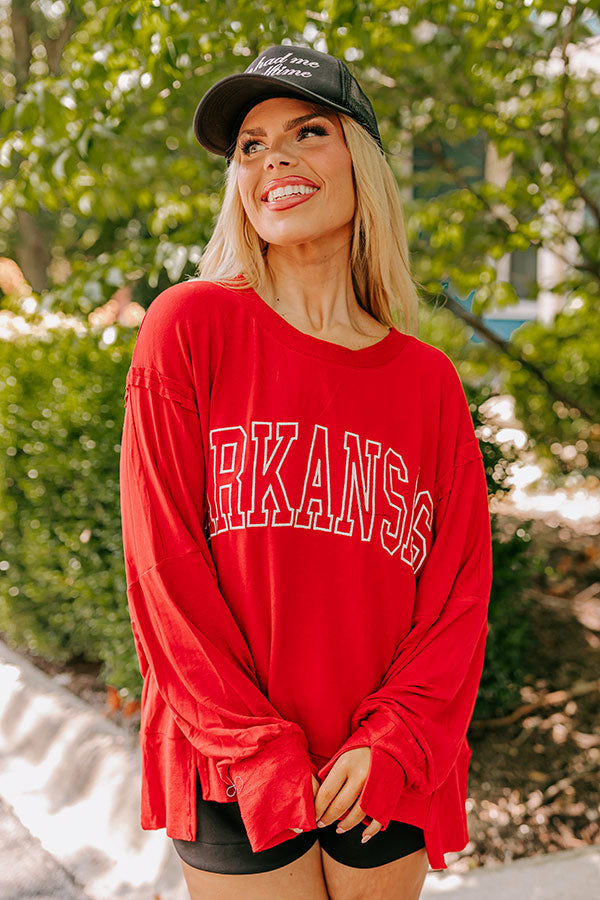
[291,775,321,832]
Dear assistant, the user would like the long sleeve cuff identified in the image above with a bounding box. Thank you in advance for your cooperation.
[231,729,318,853]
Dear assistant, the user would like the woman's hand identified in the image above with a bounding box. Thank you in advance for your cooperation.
[315,747,382,843]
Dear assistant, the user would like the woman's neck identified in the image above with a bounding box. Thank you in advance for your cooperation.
[264,237,364,333]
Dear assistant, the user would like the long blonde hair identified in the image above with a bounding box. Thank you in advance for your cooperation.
[194,106,421,335]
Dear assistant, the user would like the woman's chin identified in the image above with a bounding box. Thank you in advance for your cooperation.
[264,233,321,249]
[258,223,353,251]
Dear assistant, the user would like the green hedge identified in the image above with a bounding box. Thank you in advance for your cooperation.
[469,383,543,719]
[0,320,141,697]
[0,318,541,717]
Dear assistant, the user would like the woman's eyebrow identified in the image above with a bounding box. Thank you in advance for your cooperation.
[239,113,331,138]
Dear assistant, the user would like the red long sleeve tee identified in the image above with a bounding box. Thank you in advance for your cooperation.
[119,279,493,870]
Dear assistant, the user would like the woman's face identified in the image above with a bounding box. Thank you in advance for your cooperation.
[235,96,355,249]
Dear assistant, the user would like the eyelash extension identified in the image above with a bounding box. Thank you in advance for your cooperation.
[240,122,329,156]
[297,123,328,139]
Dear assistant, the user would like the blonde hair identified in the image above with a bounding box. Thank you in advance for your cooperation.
[194,107,421,335]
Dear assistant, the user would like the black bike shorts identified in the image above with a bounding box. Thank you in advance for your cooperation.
[172,769,426,875]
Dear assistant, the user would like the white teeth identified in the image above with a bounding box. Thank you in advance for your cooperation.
[266,184,318,202]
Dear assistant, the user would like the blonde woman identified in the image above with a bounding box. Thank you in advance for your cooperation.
[119,44,493,900]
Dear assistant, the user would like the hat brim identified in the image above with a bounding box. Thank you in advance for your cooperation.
[193,73,354,157]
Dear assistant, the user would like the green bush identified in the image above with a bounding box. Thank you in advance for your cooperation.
[475,518,542,719]
[0,318,142,698]
[0,316,543,717]
[465,382,545,720]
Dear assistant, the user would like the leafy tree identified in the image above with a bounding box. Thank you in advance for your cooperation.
[1,0,598,470]
[7,0,585,716]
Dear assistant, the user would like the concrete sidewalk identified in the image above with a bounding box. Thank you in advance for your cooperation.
[0,791,93,899]
[0,638,597,899]
[0,639,186,900]
[421,845,600,898]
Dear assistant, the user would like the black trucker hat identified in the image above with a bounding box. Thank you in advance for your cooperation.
[193,44,383,160]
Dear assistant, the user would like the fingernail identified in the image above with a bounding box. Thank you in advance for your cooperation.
[336,825,345,834]
[317,821,326,828]
[361,833,372,843]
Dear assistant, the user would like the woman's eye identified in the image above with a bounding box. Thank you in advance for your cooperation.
[239,123,328,156]
[240,139,264,156]
[297,124,328,140]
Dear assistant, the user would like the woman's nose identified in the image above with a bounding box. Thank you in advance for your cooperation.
[265,156,291,169]
[263,138,298,169]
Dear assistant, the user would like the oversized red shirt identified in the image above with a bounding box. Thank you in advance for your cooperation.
[119,279,493,871]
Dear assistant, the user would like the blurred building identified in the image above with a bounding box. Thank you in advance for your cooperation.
[410,22,600,343]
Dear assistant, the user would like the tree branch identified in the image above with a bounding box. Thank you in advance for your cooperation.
[44,18,75,77]
[470,678,600,729]
[558,3,600,230]
[10,1,32,92]
[436,283,596,422]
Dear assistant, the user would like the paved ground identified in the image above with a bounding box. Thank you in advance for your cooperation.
[421,844,600,898]
[0,794,91,900]
[1,637,597,900]
[0,639,187,900]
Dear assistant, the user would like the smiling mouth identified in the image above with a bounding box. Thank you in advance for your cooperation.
[263,184,319,203]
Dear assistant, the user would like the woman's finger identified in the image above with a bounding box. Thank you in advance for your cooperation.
[326,790,368,832]
[359,818,383,843]
[292,774,322,831]
[314,773,348,823]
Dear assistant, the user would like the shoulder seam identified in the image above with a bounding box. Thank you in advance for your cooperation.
[434,440,484,505]
[125,365,197,412]
[127,548,217,586]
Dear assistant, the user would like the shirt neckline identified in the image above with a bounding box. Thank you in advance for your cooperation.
[240,286,411,368]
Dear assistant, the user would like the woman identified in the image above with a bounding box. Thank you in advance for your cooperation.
[119,44,493,900]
